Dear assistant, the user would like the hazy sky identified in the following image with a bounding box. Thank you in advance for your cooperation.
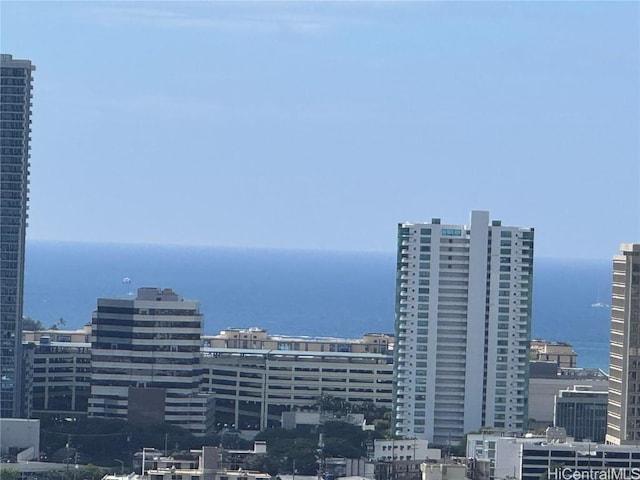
[2,1,639,259]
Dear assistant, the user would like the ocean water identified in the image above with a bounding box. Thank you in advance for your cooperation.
[23,241,612,370]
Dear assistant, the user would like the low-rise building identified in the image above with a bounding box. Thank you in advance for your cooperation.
[466,430,518,480]
[496,440,640,480]
[29,339,91,416]
[528,363,608,428]
[106,447,270,480]
[281,412,365,430]
[0,418,40,461]
[23,311,393,431]
[201,346,393,430]
[373,439,439,462]
[203,328,392,355]
[23,325,92,344]
[554,385,607,442]
[530,339,577,368]
[21,326,92,418]
[467,428,570,480]
[372,460,423,480]
[420,463,466,480]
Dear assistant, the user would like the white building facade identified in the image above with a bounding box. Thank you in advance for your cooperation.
[394,211,534,444]
[373,438,439,462]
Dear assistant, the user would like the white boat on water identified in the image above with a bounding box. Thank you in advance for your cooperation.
[591,290,610,308]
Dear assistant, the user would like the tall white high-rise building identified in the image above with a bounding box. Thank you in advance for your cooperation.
[393,211,534,444]
[0,54,35,418]
[606,243,640,445]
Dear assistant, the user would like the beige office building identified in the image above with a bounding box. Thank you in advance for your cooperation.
[23,325,393,430]
[201,343,393,430]
[606,243,640,445]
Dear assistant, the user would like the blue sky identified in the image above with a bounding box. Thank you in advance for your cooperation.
[2,1,638,259]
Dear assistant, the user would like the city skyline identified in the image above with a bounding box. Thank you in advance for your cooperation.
[2,1,639,259]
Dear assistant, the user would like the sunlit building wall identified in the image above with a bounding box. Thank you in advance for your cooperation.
[606,243,640,445]
[201,346,393,430]
[393,211,534,444]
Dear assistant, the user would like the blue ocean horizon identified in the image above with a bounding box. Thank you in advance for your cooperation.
[23,240,612,370]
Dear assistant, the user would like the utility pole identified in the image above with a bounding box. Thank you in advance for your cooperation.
[66,435,71,471]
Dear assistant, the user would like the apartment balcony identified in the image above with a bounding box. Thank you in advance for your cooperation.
[438,301,469,309]
[433,411,465,421]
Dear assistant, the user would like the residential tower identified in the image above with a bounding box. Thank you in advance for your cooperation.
[0,54,35,418]
[393,211,534,444]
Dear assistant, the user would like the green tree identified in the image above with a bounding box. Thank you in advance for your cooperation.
[314,395,391,426]
[0,467,19,480]
[23,316,45,330]
[254,429,319,475]
[243,454,280,476]
[315,395,351,415]
[321,421,367,458]
[77,464,107,480]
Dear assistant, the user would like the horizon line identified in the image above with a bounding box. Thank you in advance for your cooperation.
[25,238,614,263]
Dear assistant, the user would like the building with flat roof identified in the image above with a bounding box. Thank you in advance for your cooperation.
[0,54,35,418]
[528,364,608,428]
[394,211,533,444]
[201,346,392,430]
[530,339,577,368]
[29,339,91,416]
[373,439,439,462]
[607,243,640,445]
[105,446,270,480]
[420,464,466,480]
[0,418,39,461]
[496,439,640,480]
[23,322,392,430]
[88,288,214,435]
[554,385,607,443]
[23,325,91,344]
[204,328,392,354]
